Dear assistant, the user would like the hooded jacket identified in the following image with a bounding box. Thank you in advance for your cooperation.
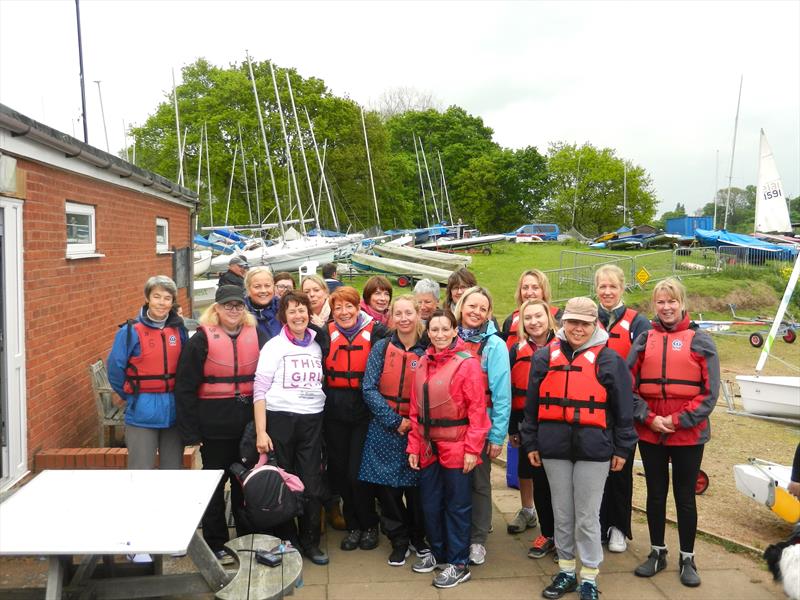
[459,319,511,447]
[107,306,188,428]
[245,295,282,340]
[520,325,638,462]
[628,313,719,446]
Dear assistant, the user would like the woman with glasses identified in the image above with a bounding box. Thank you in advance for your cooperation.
[521,297,637,600]
[445,268,477,313]
[244,267,282,341]
[273,272,296,299]
[176,285,269,563]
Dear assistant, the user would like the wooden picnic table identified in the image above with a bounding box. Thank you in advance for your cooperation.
[0,469,229,599]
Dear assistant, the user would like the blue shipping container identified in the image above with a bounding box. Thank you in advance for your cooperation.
[665,216,713,236]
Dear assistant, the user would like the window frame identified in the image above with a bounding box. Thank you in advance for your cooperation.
[65,201,96,256]
[156,217,170,253]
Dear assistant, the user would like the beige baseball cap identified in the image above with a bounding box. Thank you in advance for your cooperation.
[561,297,598,323]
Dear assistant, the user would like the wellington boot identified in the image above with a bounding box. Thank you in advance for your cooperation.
[327,502,347,531]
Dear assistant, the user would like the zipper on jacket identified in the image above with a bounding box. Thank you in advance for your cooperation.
[160,330,169,393]
[660,335,668,400]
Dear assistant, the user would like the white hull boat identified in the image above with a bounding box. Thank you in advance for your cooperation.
[373,244,471,270]
[209,238,335,273]
[192,279,218,310]
[193,250,213,277]
[351,253,453,285]
[419,234,507,251]
[735,376,800,419]
[733,458,800,523]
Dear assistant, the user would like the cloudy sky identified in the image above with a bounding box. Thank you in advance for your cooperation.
[1,0,798,216]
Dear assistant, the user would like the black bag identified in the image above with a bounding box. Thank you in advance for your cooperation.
[238,421,259,468]
[231,453,305,531]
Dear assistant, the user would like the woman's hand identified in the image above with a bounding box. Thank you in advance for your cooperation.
[463,453,478,473]
[408,454,419,470]
[610,455,626,472]
[509,433,521,448]
[528,451,541,467]
[649,415,675,434]
[397,418,411,435]
[788,480,800,499]
[256,430,273,454]
[487,443,503,460]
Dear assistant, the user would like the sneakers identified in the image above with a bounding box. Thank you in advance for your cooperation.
[302,545,329,566]
[679,555,701,587]
[359,527,379,550]
[634,548,667,577]
[412,552,442,573]
[127,553,153,563]
[213,549,235,566]
[409,541,432,557]
[388,546,410,567]
[542,571,578,599]
[607,526,627,553]
[468,543,486,565]
[340,530,361,551]
[507,508,538,534]
[433,564,471,588]
[528,535,555,559]
[578,581,599,600]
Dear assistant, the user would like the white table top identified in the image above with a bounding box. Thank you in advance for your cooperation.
[0,469,223,555]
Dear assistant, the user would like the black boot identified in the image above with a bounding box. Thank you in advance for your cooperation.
[634,548,667,577]
[679,555,701,587]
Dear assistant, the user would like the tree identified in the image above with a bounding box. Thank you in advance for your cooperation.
[699,186,755,231]
[543,143,657,236]
[375,87,441,120]
[653,202,686,229]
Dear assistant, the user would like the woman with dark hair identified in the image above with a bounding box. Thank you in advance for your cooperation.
[360,295,429,567]
[408,309,490,589]
[629,278,719,588]
[445,268,478,313]
[324,286,388,552]
[361,275,393,326]
[175,285,267,563]
[253,291,329,565]
[273,272,296,299]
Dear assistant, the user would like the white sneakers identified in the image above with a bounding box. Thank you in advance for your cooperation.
[468,543,486,565]
[608,527,627,553]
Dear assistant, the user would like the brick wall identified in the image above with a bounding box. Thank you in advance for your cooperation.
[19,158,193,463]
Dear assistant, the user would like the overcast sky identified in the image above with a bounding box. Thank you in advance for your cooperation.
[1,0,798,216]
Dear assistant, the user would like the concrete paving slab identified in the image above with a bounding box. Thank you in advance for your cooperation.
[651,567,781,599]
[293,583,328,599]
[327,579,440,600]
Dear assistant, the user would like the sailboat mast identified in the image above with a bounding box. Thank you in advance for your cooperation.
[269,62,306,236]
[622,163,627,226]
[224,144,239,225]
[413,135,431,228]
[437,150,454,225]
[252,158,261,226]
[247,54,286,239]
[723,75,743,230]
[204,123,214,227]
[238,122,253,225]
[304,108,339,231]
[171,69,185,186]
[285,73,320,232]
[712,149,720,229]
[361,106,380,229]
[418,136,441,223]
[195,127,203,231]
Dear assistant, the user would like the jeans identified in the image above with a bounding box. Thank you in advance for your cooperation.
[419,461,472,566]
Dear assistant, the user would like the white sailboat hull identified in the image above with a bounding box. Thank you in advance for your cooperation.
[351,253,453,284]
[193,250,213,277]
[373,244,471,270]
[209,239,336,273]
[736,375,800,418]
[192,279,218,310]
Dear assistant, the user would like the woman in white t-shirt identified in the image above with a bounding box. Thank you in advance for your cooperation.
[253,291,329,566]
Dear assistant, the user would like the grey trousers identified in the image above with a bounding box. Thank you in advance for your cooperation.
[543,458,609,569]
[125,424,184,469]
[470,443,492,544]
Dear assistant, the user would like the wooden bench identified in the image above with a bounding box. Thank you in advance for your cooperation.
[217,534,303,600]
[88,359,125,447]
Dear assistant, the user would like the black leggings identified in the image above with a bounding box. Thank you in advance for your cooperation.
[638,441,705,553]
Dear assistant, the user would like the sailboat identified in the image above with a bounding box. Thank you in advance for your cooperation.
[754,130,796,246]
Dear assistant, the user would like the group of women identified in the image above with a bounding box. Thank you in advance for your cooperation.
[108,262,719,597]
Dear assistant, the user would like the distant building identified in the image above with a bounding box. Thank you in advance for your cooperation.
[0,104,197,490]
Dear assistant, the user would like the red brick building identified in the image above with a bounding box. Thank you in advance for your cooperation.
[0,104,197,490]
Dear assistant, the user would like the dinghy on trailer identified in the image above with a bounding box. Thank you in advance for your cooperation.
[350,253,453,285]
[373,244,471,270]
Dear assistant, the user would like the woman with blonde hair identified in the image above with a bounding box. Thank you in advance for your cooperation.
[301,273,331,327]
[593,263,651,553]
[359,295,429,566]
[454,286,511,566]
[502,269,562,350]
[629,278,719,588]
[176,285,267,563]
[244,266,281,341]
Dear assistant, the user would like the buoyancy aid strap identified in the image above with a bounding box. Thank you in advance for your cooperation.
[203,374,255,384]
[327,368,366,380]
[128,373,175,381]
[550,364,583,372]
[417,415,470,427]
[638,376,703,387]
[512,386,528,397]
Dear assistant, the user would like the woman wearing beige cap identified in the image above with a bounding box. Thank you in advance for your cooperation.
[520,297,637,600]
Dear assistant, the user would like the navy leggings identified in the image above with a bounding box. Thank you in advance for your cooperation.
[638,441,705,553]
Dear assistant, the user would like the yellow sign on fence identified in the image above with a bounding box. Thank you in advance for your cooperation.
[636,266,651,286]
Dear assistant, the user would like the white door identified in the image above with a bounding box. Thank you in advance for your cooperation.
[0,196,26,491]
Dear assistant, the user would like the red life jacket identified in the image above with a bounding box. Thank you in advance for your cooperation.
[414,351,473,442]
[600,307,638,359]
[538,343,608,428]
[462,337,493,408]
[637,328,704,402]
[124,321,182,394]
[510,340,533,410]
[506,305,560,350]
[325,321,375,389]
[378,342,421,416]
[197,325,260,399]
